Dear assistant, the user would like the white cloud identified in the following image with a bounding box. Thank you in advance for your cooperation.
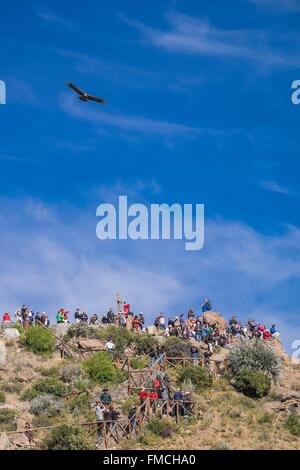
[122,12,300,68]
[36,9,75,29]
[0,196,300,353]
[260,180,299,197]
[60,92,200,138]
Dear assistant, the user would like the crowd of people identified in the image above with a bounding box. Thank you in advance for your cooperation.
[2,298,280,353]
[95,373,193,436]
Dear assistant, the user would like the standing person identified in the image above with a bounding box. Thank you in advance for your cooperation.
[15,309,22,324]
[270,324,280,338]
[159,313,166,331]
[127,406,137,433]
[24,423,34,446]
[179,314,185,332]
[149,389,158,414]
[132,315,142,333]
[157,346,164,365]
[105,338,115,357]
[95,401,105,436]
[138,388,148,414]
[109,405,120,425]
[3,312,11,323]
[173,390,184,417]
[100,389,112,405]
[74,309,81,324]
[34,312,41,325]
[161,387,169,415]
[81,311,88,324]
[123,301,131,318]
[190,345,199,364]
[28,310,35,325]
[56,309,64,324]
[149,348,157,367]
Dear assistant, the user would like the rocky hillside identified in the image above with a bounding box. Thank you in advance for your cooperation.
[0,320,299,451]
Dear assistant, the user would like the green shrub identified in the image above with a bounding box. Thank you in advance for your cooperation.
[164,337,190,358]
[177,365,212,391]
[67,392,91,415]
[141,418,175,440]
[96,325,134,353]
[233,368,271,398]
[60,364,83,384]
[120,395,140,415]
[83,351,122,384]
[131,357,149,369]
[30,394,64,417]
[227,339,281,381]
[285,414,300,436]
[0,408,17,431]
[21,326,55,355]
[0,381,23,394]
[22,377,69,401]
[39,366,60,378]
[133,334,159,355]
[0,390,6,403]
[31,415,55,428]
[42,424,96,450]
[257,412,274,424]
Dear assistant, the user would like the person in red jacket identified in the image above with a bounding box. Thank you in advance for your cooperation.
[138,388,148,414]
[263,329,272,341]
[3,312,11,322]
[123,302,131,318]
[149,390,158,413]
[154,377,160,390]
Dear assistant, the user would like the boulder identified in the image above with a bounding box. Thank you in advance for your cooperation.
[77,338,105,351]
[0,433,13,450]
[203,311,227,334]
[148,325,159,336]
[4,328,20,340]
[52,323,71,338]
[12,433,29,448]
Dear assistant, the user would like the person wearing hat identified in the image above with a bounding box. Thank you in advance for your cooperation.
[100,389,112,405]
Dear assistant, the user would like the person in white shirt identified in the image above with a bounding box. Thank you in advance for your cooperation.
[105,339,116,357]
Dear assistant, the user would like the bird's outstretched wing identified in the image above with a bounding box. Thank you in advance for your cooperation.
[66,81,85,96]
[87,94,107,104]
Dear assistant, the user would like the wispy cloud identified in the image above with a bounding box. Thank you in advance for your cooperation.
[260,180,297,196]
[56,48,205,94]
[60,92,200,138]
[36,8,75,29]
[122,12,300,68]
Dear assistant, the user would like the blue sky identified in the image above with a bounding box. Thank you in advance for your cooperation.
[0,0,300,353]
